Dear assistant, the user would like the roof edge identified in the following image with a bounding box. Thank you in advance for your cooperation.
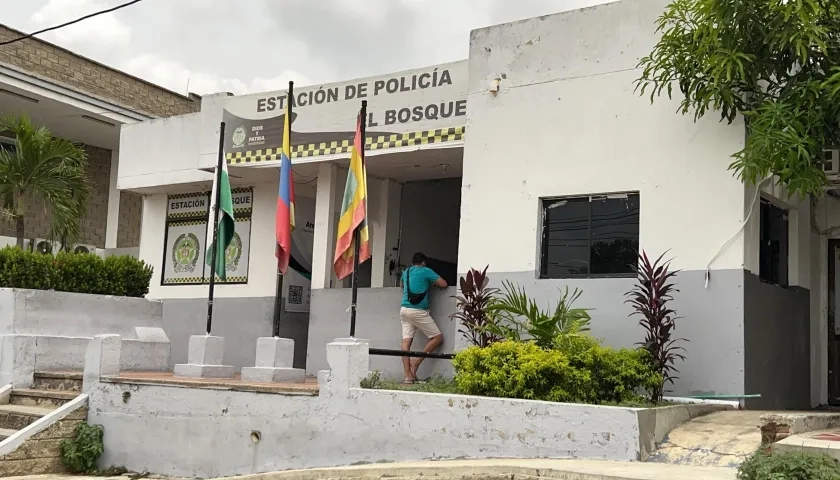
[0,23,197,103]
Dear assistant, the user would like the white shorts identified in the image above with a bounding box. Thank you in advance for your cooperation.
[400,307,442,340]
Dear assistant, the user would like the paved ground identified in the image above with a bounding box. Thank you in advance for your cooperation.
[2,459,736,480]
[646,410,764,468]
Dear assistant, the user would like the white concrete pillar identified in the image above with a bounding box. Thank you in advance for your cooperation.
[105,150,121,249]
[321,338,370,396]
[83,334,122,393]
[370,179,402,288]
[312,163,338,289]
[0,335,35,388]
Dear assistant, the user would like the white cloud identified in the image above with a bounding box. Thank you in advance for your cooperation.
[121,54,310,95]
[30,0,131,47]
[15,0,616,98]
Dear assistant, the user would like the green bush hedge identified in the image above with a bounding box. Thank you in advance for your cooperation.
[0,247,153,298]
[560,335,662,405]
[453,336,661,405]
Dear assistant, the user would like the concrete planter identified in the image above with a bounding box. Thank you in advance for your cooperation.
[82,337,731,478]
[0,288,169,386]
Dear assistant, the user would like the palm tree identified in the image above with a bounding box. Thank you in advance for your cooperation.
[0,114,92,248]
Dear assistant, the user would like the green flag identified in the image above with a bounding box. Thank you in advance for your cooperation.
[206,157,235,280]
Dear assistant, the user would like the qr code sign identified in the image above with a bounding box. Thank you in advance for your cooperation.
[288,285,304,305]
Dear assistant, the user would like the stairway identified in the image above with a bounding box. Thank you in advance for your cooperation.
[0,372,81,442]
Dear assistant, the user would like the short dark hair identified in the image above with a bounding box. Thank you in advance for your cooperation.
[412,252,427,265]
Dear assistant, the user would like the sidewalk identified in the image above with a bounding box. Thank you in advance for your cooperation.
[4,458,737,480]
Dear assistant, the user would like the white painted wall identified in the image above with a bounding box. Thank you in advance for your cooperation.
[118,93,230,191]
[89,340,646,478]
[459,0,747,274]
[140,181,316,300]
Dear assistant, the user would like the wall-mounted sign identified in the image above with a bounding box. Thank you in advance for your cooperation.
[167,192,210,220]
[163,220,207,285]
[284,197,315,313]
[162,188,253,286]
[223,61,468,164]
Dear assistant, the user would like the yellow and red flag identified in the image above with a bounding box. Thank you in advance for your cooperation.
[333,112,370,279]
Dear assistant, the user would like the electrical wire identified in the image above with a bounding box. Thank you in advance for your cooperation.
[0,0,146,46]
[704,175,773,288]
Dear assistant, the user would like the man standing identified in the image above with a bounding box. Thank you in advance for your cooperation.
[399,252,447,383]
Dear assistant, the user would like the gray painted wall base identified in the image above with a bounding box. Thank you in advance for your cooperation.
[486,269,746,399]
[744,272,811,409]
[309,288,458,379]
[160,297,308,371]
[153,268,812,409]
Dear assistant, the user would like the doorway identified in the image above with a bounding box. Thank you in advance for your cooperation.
[828,240,840,405]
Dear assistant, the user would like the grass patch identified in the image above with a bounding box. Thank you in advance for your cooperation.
[379,375,460,394]
[360,371,459,394]
[737,451,840,480]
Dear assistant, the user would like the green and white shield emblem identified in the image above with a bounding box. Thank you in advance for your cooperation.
[172,233,200,273]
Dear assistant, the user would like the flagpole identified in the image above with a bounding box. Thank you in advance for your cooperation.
[349,100,367,338]
[272,81,294,338]
[206,121,226,335]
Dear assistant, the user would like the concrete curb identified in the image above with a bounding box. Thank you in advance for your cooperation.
[217,459,736,480]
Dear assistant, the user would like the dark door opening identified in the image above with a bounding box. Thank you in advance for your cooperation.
[828,240,840,405]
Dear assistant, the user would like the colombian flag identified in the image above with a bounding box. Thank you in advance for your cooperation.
[334,113,370,280]
[275,104,295,275]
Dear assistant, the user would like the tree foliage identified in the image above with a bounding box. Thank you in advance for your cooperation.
[636,0,840,197]
[0,114,91,247]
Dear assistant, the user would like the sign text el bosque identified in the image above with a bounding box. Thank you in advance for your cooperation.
[254,68,466,128]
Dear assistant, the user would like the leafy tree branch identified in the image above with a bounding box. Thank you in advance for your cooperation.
[636,0,840,197]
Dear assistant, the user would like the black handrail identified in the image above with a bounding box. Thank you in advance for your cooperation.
[368,347,454,360]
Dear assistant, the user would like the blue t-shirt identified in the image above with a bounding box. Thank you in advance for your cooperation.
[401,266,440,310]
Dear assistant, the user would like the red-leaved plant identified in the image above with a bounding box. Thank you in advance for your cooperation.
[451,266,502,348]
[625,251,686,403]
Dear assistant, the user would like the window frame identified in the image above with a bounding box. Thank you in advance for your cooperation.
[539,192,640,280]
[758,197,790,287]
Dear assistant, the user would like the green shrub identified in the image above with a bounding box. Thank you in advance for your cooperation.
[454,341,591,403]
[737,451,840,480]
[60,422,104,474]
[487,282,592,348]
[0,247,152,297]
[454,337,661,405]
[559,335,662,405]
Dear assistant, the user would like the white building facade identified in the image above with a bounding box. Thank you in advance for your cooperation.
[119,0,832,409]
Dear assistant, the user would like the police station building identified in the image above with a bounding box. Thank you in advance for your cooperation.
[119,0,838,410]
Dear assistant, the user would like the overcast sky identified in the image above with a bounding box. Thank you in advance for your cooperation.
[6,0,611,96]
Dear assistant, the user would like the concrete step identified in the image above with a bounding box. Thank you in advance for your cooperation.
[0,404,53,431]
[774,428,840,460]
[0,427,17,441]
[10,389,77,408]
[32,371,83,392]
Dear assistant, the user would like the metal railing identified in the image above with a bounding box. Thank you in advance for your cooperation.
[368,347,454,360]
